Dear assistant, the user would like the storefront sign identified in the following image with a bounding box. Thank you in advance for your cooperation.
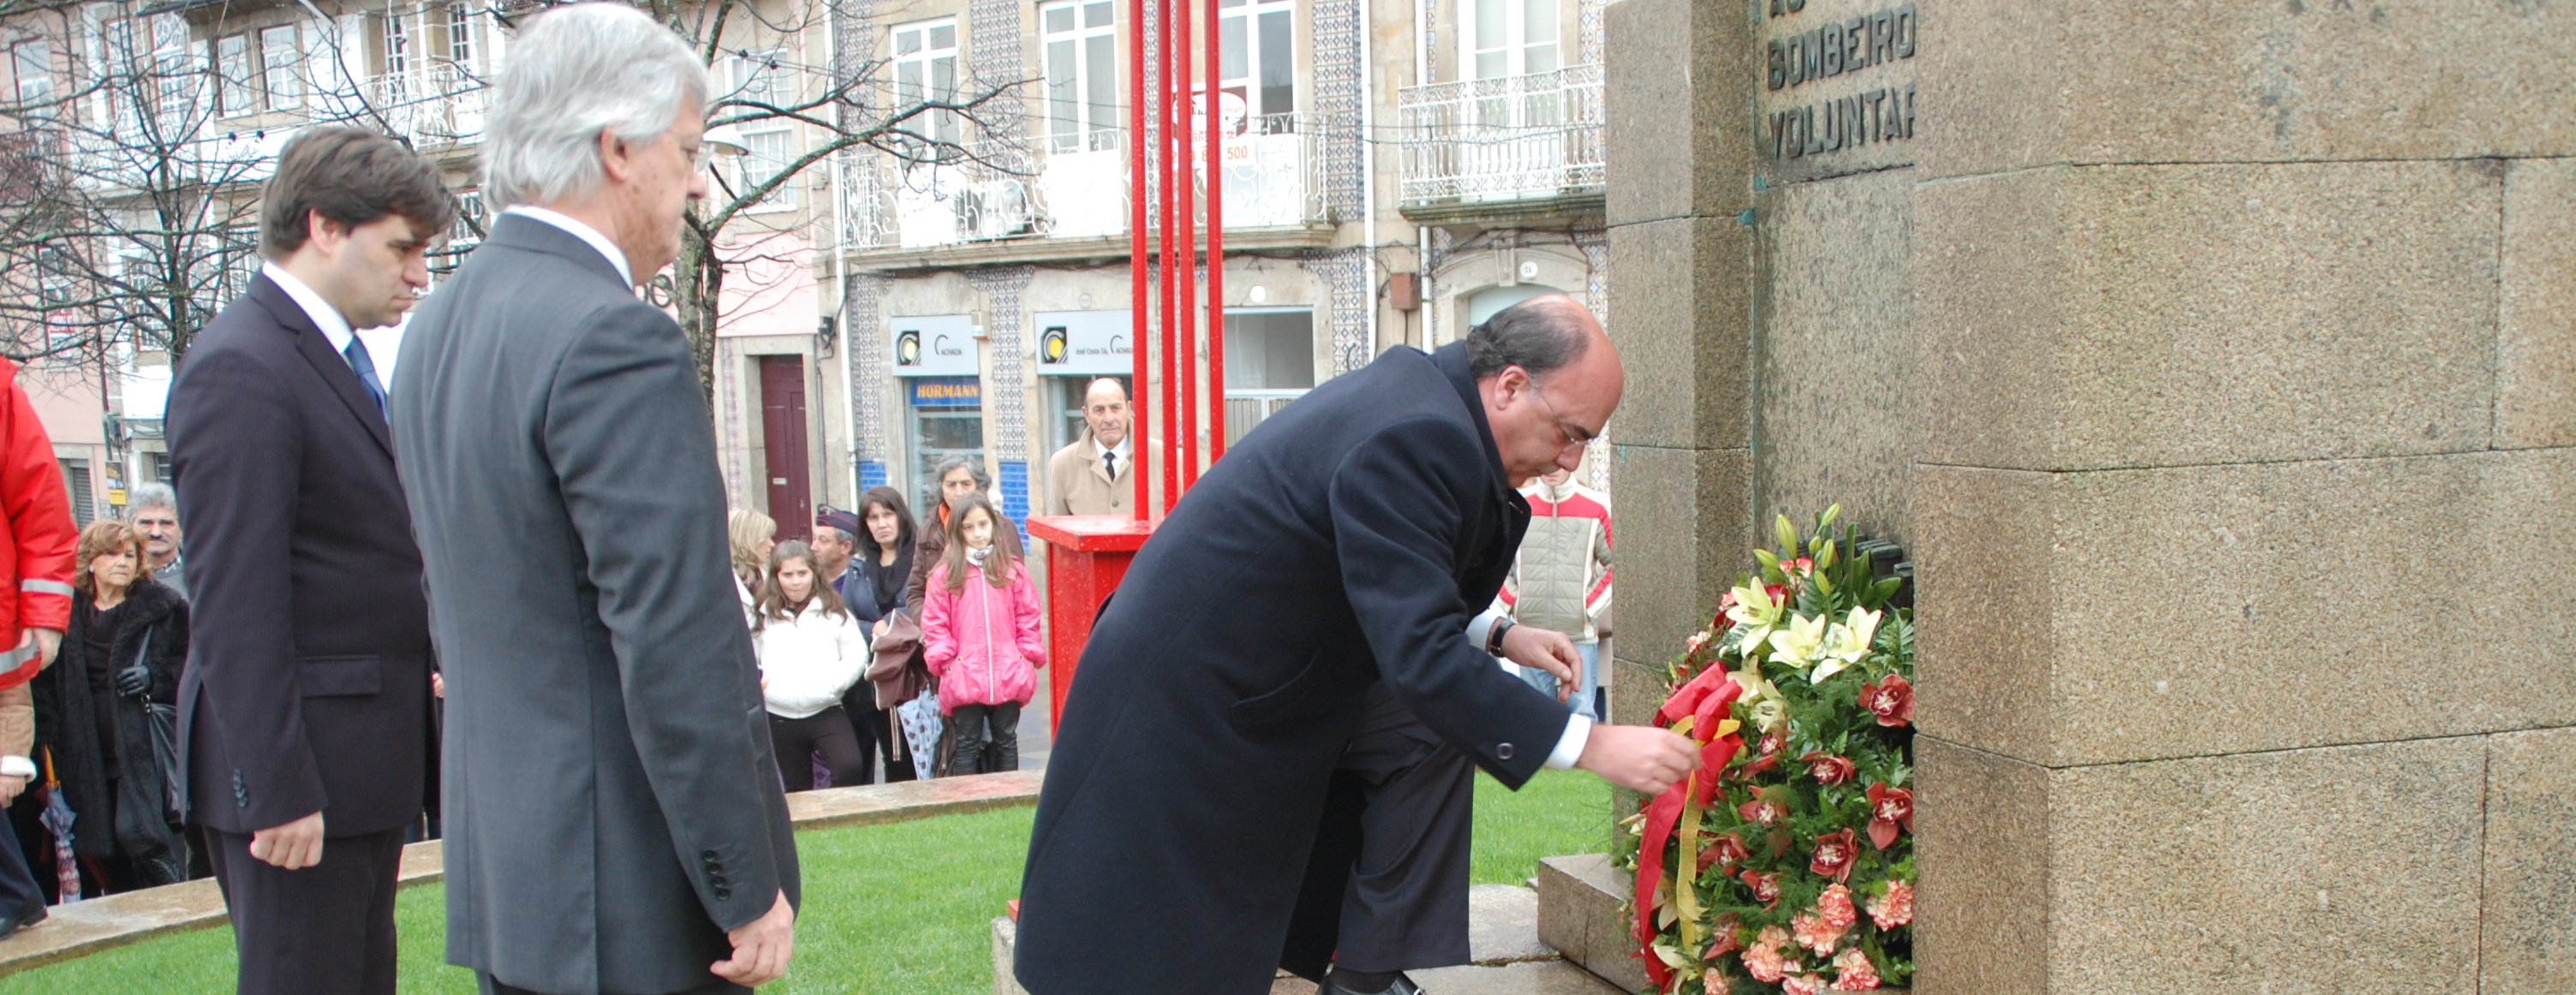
[1034,310,1136,377]
[890,314,979,378]
[907,377,982,409]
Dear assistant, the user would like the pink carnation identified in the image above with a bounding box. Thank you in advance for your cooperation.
[1867,879,1916,929]
[1742,926,1798,984]
[1834,948,1882,990]
[1781,974,1827,995]
[1792,912,1845,956]
[1817,883,1858,931]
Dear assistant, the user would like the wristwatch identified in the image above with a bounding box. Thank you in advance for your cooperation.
[1486,617,1517,657]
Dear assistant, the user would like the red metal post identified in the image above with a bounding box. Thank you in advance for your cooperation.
[1175,2,1198,491]
[1203,0,1225,459]
[1126,0,1151,520]
[1157,0,1181,518]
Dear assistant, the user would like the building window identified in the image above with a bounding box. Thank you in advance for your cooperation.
[381,9,413,102]
[11,41,48,107]
[1219,0,1294,125]
[444,3,475,69]
[890,18,960,148]
[1221,309,1314,445]
[1468,0,1559,80]
[149,15,188,118]
[260,25,300,109]
[730,49,790,110]
[739,128,796,209]
[214,33,253,116]
[1040,0,1117,154]
[58,458,91,527]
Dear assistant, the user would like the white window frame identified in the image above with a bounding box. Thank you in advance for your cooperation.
[11,40,49,108]
[444,3,476,70]
[382,8,413,103]
[214,33,253,116]
[1218,0,1295,127]
[889,17,960,148]
[1464,0,1561,80]
[259,24,301,110]
[737,126,798,212]
[1039,0,1118,154]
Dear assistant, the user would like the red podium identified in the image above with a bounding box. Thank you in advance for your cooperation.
[1025,515,1157,733]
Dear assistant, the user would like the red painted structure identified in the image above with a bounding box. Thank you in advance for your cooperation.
[1026,0,1228,732]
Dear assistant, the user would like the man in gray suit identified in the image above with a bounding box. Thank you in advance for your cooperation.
[391,6,797,993]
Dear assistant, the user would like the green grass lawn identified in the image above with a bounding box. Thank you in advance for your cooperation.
[0,770,1607,994]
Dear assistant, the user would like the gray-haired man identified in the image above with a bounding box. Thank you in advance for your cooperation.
[391,5,796,993]
[126,483,184,600]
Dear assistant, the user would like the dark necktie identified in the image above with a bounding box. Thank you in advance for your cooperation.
[1102,450,1117,479]
[343,336,387,419]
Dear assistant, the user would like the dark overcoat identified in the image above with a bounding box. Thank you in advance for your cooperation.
[166,274,436,840]
[33,578,187,861]
[1014,343,1569,993]
[391,215,798,994]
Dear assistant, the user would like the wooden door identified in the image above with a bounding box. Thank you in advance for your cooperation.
[758,355,813,540]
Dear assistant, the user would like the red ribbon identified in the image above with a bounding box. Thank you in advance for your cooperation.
[1632,666,1746,992]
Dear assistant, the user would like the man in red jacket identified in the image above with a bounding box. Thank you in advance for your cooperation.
[0,355,76,934]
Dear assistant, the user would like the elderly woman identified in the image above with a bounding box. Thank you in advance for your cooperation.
[26,521,189,895]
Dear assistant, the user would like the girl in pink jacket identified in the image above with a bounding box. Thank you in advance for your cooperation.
[920,494,1046,774]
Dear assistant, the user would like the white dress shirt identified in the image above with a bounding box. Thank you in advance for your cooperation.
[261,261,404,387]
[1094,435,1131,478]
[504,205,636,289]
[1467,605,1591,770]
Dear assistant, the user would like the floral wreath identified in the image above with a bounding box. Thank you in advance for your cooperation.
[1618,507,1915,995]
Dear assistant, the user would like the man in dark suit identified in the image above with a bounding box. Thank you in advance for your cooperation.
[391,7,796,993]
[1016,295,1702,994]
[165,127,454,994]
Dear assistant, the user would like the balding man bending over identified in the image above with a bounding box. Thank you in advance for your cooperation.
[1016,295,1701,994]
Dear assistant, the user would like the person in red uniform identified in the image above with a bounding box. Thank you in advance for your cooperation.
[0,354,77,930]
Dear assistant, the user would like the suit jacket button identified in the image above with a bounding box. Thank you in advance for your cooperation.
[713,885,732,901]
[1496,742,1516,760]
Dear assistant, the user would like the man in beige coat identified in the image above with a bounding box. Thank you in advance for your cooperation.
[1043,378,1134,516]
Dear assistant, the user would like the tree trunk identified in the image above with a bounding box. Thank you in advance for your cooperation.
[670,220,723,405]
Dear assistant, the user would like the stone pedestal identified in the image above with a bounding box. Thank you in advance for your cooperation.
[1604,0,2576,991]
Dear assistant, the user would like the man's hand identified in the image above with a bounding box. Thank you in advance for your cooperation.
[712,891,796,986]
[17,629,58,670]
[431,671,444,700]
[1498,623,1579,703]
[1575,724,1702,795]
[0,775,26,806]
[249,812,325,870]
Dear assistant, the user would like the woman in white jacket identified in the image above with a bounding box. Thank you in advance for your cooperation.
[753,540,870,790]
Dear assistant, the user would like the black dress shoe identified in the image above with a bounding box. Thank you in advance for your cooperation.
[1320,974,1422,995]
[0,904,46,942]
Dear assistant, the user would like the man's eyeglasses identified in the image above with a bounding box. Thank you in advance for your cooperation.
[1526,376,1598,450]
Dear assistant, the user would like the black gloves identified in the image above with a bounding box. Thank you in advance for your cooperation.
[114,664,150,700]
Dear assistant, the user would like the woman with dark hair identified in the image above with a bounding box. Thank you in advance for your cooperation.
[838,486,919,782]
[19,521,190,895]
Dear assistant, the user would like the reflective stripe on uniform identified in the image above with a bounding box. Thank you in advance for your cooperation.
[17,579,69,598]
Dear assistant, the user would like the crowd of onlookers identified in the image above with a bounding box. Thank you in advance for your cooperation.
[730,456,1046,792]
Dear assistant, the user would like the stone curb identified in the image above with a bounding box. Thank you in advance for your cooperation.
[0,770,1045,977]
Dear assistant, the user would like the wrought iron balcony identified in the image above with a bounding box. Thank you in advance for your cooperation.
[841,113,1332,256]
[1396,64,1605,220]
[358,65,487,149]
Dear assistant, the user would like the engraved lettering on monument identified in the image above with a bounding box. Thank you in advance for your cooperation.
[1757,0,1919,179]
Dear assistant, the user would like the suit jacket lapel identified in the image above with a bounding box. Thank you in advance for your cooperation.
[252,276,395,458]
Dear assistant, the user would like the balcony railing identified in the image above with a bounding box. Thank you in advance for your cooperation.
[844,113,1332,253]
[360,64,486,148]
[1397,64,1604,210]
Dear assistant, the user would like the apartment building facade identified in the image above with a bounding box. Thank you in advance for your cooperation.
[732,0,1613,533]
